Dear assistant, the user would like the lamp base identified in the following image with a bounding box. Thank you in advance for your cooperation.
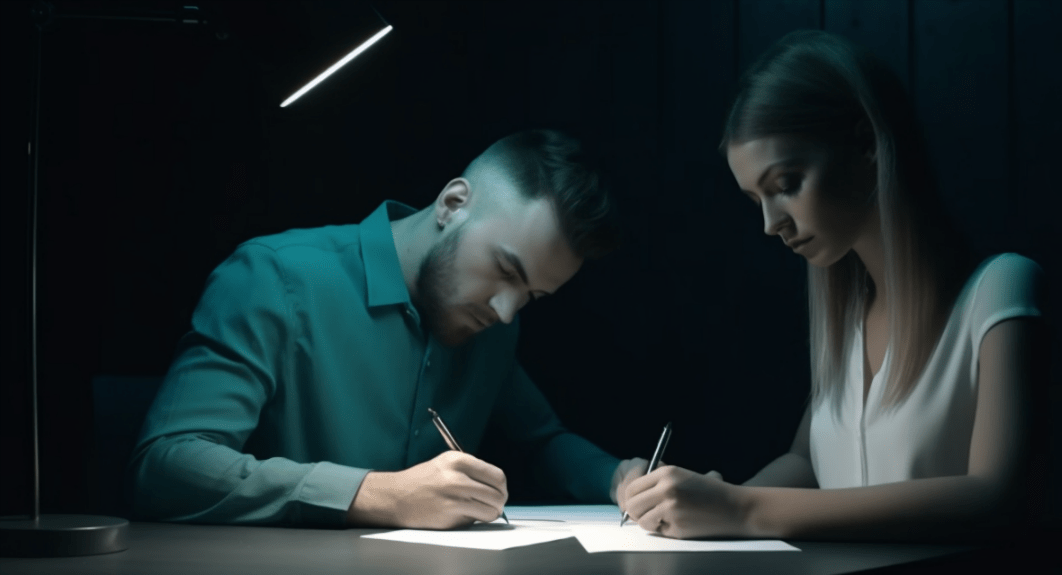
[0,514,129,557]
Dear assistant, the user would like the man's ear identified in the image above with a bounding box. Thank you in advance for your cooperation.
[434,178,471,228]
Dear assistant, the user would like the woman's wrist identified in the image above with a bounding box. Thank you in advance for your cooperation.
[731,484,771,539]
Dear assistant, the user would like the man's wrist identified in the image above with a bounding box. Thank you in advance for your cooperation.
[346,471,393,527]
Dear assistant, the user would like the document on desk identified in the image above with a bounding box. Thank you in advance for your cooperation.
[508,505,798,554]
[362,505,799,552]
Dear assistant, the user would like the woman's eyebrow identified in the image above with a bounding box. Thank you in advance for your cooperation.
[756,157,802,189]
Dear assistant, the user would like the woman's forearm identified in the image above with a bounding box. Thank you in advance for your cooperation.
[742,453,818,488]
[739,475,1017,541]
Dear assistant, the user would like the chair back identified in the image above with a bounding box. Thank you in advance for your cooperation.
[91,375,164,517]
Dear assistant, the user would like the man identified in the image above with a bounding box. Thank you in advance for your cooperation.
[130,129,645,528]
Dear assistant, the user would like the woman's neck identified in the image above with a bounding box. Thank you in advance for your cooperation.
[852,204,887,307]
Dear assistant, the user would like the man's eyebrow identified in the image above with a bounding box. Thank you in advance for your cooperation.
[498,247,551,299]
[499,248,530,285]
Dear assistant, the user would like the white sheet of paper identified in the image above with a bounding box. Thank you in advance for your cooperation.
[570,524,800,553]
[360,520,573,550]
[362,505,799,553]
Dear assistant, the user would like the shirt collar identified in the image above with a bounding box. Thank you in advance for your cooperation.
[359,200,417,309]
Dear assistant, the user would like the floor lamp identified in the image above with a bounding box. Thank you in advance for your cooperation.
[0,0,391,558]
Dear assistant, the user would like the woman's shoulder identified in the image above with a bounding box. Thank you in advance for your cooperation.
[956,253,1045,335]
[966,253,1044,294]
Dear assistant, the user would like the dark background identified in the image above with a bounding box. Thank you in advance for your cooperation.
[1,0,1059,520]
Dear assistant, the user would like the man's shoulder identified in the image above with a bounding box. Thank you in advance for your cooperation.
[238,224,362,260]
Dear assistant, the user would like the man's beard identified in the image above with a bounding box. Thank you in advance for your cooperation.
[414,225,473,347]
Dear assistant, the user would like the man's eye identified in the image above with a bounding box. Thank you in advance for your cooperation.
[498,264,515,279]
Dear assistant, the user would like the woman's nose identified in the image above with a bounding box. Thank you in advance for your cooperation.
[762,199,790,236]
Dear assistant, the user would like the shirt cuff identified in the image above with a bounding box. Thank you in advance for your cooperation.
[294,461,370,526]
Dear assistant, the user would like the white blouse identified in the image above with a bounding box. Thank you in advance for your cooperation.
[810,253,1044,488]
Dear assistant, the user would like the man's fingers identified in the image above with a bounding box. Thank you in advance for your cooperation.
[446,473,508,515]
[444,453,508,499]
[705,470,723,481]
[452,495,504,525]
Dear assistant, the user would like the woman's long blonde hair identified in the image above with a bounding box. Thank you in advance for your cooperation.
[720,30,969,413]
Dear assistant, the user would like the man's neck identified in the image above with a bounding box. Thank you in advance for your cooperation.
[390,209,432,302]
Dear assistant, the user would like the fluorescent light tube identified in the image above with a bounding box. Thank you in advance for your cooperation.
[280,24,393,108]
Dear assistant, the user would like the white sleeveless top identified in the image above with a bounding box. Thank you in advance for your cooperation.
[810,253,1044,488]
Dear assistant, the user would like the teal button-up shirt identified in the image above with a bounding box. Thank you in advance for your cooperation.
[130,201,619,525]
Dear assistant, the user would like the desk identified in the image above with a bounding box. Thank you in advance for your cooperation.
[0,521,998,575]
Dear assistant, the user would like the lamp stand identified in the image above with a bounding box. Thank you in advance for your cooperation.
[0,2,130,557]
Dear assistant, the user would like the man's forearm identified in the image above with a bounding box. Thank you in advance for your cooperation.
[131,435,366,525]
[536,432,620,503]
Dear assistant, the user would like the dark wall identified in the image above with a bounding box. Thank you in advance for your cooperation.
[1,0,1059,516]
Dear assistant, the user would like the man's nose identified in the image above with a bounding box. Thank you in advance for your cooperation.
[762,199,789,236]
[488,291,520,325]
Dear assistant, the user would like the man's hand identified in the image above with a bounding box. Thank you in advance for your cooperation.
[346,451,508,529]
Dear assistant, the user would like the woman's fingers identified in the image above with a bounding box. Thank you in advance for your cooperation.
[624,467,675,520]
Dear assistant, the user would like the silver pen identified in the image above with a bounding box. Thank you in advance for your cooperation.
[428,408,509,524]
[620,422,672,526]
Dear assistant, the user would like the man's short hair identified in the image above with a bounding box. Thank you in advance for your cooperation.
[464,129,619,260]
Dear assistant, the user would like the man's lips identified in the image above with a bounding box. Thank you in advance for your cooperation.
[470,310,492,328]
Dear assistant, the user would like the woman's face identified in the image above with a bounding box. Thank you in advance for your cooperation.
[726,133,877,268]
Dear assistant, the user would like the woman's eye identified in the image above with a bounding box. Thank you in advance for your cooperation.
[778,176,801,195]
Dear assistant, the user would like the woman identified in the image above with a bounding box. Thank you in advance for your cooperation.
[618,30,1046,541]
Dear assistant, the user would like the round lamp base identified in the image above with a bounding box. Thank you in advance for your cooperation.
[0,514,129,557]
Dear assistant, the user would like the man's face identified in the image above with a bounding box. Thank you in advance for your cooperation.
[415,194,582,347]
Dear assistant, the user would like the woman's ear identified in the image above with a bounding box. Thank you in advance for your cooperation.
[434,178,471,228]
[854,118,876,163]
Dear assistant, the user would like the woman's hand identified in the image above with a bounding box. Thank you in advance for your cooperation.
[624,466,749,539]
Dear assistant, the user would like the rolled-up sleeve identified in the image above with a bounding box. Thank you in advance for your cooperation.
[129,243,366,525]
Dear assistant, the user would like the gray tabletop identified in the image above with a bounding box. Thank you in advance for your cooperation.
[0,521,986,575]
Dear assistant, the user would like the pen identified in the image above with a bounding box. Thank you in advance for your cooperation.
[620,422,672,527]
[427,408,509,524]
